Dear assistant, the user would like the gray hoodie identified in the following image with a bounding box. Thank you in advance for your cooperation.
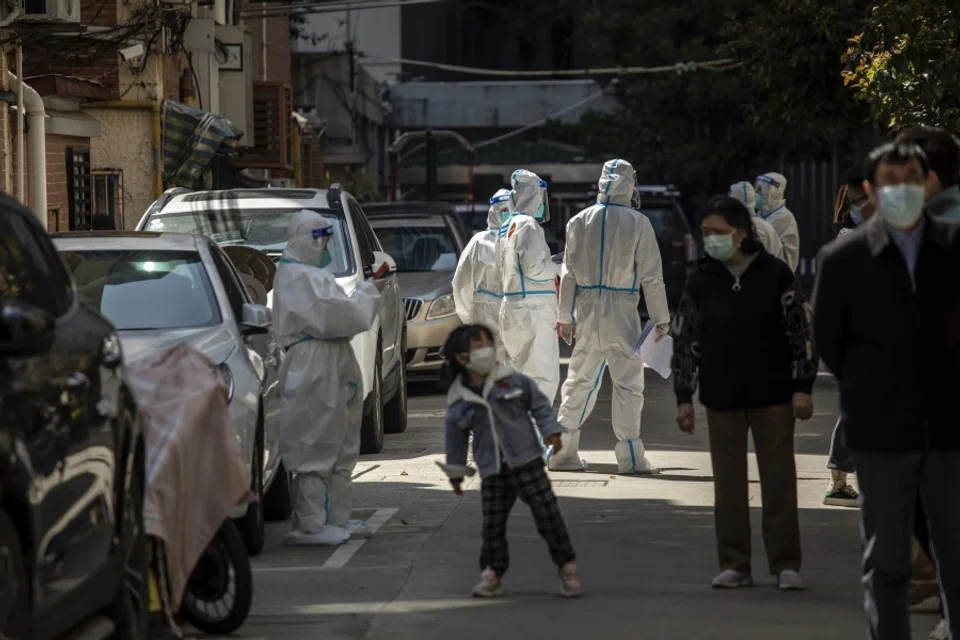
[441,363,562,479]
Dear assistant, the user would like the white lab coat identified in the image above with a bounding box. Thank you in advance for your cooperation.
[552,159,667,473]
[273,210,380,544]
[496,170,561,404]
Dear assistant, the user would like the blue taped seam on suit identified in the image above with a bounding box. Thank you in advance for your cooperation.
[627,440,637,472]
[578,360,608,428]
[475,287,503,298]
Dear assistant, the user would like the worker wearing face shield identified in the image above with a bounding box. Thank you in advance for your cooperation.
[755,173,800,272]
[273,209,381,546]
[452,189,512,361]
[551,160,670,474]
[496,170,562,404]
[729,181,784,261]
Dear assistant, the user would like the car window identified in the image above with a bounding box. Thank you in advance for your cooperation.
[208,243,249,320]
[348,201,377,266]
[59,249,221,330]
[640,206,683,236]
[368,217,459,272]
[0,212,72,316]
[142,207,355,277]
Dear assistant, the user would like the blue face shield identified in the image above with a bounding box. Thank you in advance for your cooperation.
[312,226,334,269]
[534,180,550,222]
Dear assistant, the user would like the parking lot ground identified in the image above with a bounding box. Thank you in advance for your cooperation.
[189,368,940,639]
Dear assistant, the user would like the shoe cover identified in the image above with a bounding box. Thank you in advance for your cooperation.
[347,520,373,539]
[281,525,350,546]
[548,455,589,472]
[615,440,660,474]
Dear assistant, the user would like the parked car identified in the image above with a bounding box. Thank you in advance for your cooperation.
[136,187,408,452]
[550,186,698,317]
[362,202,469,380]
[53,231,292,556]
[0,197,149,638]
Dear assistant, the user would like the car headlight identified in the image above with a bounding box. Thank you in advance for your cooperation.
[215,363,235,403]
[425,294,457,320]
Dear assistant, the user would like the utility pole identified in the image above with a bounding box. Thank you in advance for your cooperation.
[424,129,437,200]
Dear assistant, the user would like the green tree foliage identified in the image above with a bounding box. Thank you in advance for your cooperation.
[842,0,960,132]
[721,0,873,151]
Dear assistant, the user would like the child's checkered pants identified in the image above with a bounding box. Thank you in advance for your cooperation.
[480,458,575,576]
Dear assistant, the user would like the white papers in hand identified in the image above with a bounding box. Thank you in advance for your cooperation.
[632,321,673,379]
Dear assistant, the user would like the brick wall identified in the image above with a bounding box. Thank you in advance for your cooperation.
[248,15,292,85]
[12,134,92,231]
[161,54,189,102]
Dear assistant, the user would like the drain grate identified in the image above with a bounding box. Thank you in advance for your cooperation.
[552,480,609,488]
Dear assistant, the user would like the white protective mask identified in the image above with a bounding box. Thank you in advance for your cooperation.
[877,184,926,229]
[465,346,496,375]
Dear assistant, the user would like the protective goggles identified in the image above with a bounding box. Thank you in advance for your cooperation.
[311,226,334,239]
[489,193,511,205]
[756,174,781,189]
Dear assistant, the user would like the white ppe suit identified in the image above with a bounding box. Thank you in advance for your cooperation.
[452,189,511,359]
[551,159,669,473]
[755,172,800,272]
[273,210,381,546]
[496,170,561,404]
[729,181,784,261]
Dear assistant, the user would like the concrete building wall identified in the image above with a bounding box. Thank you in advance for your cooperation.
[87,108,154,229]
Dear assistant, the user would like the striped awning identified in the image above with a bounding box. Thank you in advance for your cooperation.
[161,100,243,188]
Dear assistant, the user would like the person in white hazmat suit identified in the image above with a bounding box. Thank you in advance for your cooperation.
[755,172,800,272]
[551,159,670,474]
[451,188,512,360]
[729,181,784,261]
[496,170,562,404]
[273,209,382,546]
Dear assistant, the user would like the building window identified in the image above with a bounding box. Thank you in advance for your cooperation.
[92,169,124,230]
[66,147,92,230]
[237,82,293,171]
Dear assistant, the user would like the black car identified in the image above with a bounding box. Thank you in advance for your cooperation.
[551,186,699,317]
[0,196,148,639]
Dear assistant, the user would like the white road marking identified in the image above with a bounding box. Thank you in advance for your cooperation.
[254,508,399,574]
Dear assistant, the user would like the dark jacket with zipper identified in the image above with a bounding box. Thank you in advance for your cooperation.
[671,249,817,411]
[812,212,960,453]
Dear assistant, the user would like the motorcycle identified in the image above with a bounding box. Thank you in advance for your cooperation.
[128,345,257,637]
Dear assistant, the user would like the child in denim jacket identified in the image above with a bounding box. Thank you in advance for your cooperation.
[438,323,581,598]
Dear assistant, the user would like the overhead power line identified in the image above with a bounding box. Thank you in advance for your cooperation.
[240,0,445,16]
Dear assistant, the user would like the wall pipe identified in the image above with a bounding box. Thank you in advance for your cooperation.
[14,46,23,203]
[85,100,163,198]
[7,68,48,228]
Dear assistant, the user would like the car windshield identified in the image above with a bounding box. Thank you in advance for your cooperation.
[58,249,221,330]
[368,217,459,272]
[142,208,354,277]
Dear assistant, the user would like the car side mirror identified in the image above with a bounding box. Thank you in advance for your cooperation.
[239,302,271,335]
[364,250,396,280]
[0,302,55,357]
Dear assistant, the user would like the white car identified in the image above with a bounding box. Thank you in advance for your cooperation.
[136,187,409,454]
[53,231,292,557]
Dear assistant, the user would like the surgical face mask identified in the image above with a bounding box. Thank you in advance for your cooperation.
[318,248,332,269]
[877,184,926,228]
[499,210,512,224]
[465,346,496,375]
[848,206,864,226]
[703,232,740,262]
[754,193,765,214]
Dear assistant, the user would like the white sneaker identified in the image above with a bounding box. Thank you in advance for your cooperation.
[711,569,753,589]
[347,520,373,539]
[472,568,502,598]
[282,525,350,546]
[777,569,806,591]
[929,618,948,640]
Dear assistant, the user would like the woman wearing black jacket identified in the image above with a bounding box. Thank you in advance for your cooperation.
[671,195,818,592]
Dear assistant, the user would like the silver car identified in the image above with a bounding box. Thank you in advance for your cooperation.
[52,231,290,557]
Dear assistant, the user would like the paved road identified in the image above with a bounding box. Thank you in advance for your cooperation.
[186,366,940,639]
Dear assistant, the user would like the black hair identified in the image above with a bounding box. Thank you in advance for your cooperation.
[834,168,868,225]
[699,195,764,255]
[440,323,496,387]
[895,125,960,189]
[863,141,930,185]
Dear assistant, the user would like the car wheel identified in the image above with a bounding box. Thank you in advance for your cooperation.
[360,346,385,454]
[384,331,408,435]
[235,423,265,557]
[263,460,293,522]
[178,520,253,636]
[110,432,149,639]
[0,508,30,638]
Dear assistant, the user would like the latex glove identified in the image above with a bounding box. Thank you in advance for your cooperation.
[792,392,814,420]
[677,403,695,433]
[559,323,575,345]
[655,322,670,342]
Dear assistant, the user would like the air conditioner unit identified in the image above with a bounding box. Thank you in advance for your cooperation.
[21,0,79,22]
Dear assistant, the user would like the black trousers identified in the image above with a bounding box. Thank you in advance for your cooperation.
[827,415,856,474]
